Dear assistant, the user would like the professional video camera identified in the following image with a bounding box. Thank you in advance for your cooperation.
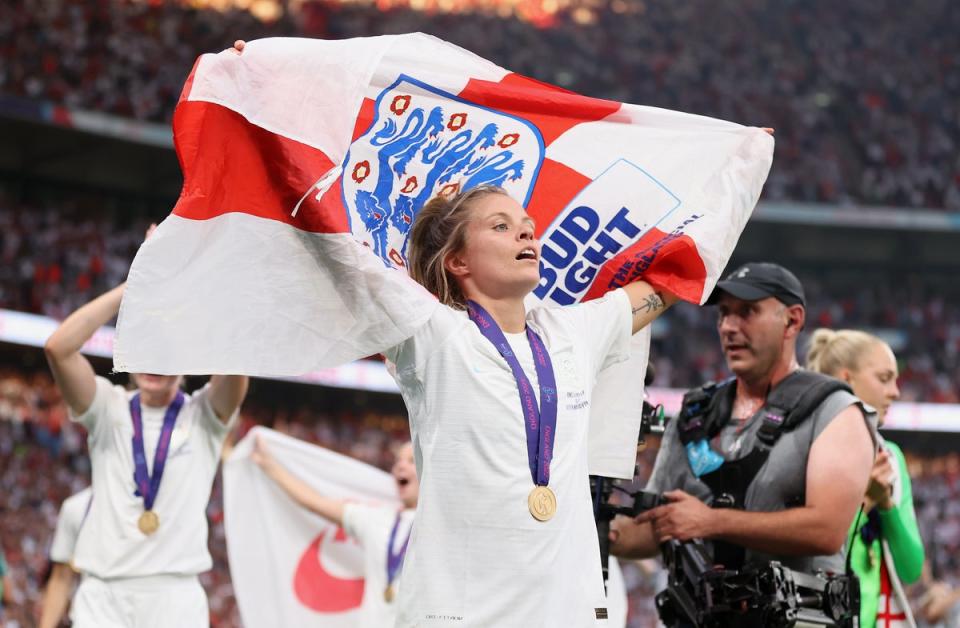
[591,378,666,593]
[603,489,860,628]
[589,365,858,627]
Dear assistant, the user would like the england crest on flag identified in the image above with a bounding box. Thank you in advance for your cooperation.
[341,75,545,267]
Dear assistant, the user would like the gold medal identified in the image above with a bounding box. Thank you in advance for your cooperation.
[528,486,557,522]
[138,510,160,535]
[384,584,395,603]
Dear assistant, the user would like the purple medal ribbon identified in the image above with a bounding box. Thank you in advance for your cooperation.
[130,391,185,511]
[386,511,412,586]
[466,300,558,487]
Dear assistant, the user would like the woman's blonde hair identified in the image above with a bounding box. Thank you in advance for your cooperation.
[406,184,510,309]
[806,328,885,376]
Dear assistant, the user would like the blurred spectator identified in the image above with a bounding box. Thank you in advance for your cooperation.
[1,544,14,620]
[1,0,958,209]
[917,580,960,628]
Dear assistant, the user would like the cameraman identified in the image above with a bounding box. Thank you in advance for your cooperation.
[611,262,877,577]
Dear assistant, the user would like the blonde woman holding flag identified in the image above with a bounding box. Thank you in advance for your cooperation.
[111,37,774,628]
[366,184,677,627]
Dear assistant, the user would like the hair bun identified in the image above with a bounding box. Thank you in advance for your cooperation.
[806,328,837,370]
[805,328,883,376]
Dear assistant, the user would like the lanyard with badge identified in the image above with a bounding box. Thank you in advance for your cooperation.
[129,391,185,535]
[383,511,412,602]
[466,300,559,522]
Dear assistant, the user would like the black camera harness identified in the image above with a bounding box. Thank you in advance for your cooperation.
[592,371,863,627]
[676,369,852,569]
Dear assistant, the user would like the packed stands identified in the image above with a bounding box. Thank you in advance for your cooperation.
[1,0,958,209]
[1,1,958,626]
[3,183,957,398]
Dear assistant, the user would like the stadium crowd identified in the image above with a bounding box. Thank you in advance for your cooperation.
[0,366,958,626]
[1,1,958,624]
[0,187,153,322]
[912,451,960,590]
[2,189,957,400]
[1,0,959,210]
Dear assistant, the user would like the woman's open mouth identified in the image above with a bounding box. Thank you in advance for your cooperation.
[516,247,537,262]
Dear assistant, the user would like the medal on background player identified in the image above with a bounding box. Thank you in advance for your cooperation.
[383,511,413,602]
[467,300,559,522]
[130,391,185,535]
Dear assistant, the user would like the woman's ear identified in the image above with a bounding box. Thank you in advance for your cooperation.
[837,368,853,384]
[444,251,469,278]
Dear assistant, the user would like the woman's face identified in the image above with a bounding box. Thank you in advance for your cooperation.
[391,442,419,508]
[132,373,183,405]
[847,342,900,425]
[450,194,541,301]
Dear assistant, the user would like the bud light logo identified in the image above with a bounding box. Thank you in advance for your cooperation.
[342,75,545,267]
[533,159,682,306]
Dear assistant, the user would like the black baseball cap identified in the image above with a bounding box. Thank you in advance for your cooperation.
[705,262,805,307]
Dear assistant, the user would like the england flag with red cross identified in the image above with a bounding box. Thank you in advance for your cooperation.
[114,34,773,477]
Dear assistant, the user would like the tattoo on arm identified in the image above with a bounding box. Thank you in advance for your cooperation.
[632,292,665,317]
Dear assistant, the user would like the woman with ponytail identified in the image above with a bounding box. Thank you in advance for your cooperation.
[382,184,676,627]
[807,329,924,628]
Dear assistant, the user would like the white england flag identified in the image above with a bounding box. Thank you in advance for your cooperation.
[116,34,774,478]
[224,427,400,627]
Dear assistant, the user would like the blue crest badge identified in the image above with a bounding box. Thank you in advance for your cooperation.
[342,75,545,267]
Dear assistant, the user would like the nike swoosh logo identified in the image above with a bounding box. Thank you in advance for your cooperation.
[293,527,365,612]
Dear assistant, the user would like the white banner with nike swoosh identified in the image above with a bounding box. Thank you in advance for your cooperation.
[224,427,401,627]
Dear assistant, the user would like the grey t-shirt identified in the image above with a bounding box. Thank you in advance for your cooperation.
[647,387,877,573]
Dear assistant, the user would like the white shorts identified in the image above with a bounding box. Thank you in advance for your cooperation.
[71,573,208,628]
